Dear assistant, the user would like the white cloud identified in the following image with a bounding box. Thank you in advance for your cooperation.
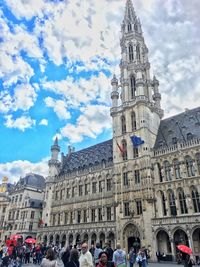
[4,115,36,131]
[43,72,111,110]
[0,159,48,184]
[39,119,48,126]
[0,84,37,113]
[44,97,71,120]
[61,104,111,143]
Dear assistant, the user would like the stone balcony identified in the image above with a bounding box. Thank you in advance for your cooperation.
[38,220,116,233]
[154,138,200,157]
[152,214,200,227]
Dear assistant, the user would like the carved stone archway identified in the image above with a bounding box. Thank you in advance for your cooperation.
[123,223,140,252]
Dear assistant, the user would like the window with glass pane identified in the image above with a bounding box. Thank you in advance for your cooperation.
[107,207,111,221]
[98,208,103,221]
[161,192,167,216]
[192,188,200,213]
[83,210,87,223]
[179,190,188,214]
[107,179,111,191]
[92,182,97,194]
[131,112,137,131]
[85,184,88,195]
[79,185,83,196]
[185,156,195,177]
[169,191,177,216]
[72,187,75,197]
[99,181,103,193]
[66,188,70,198]
[64,212,68,224]
[135,170,140,184]
[196,153,200,174]
[130,76,136,99]
[136,200,142,215]
[91,209,95,222]
[123,172,129,186]
[77,210,81,223]
[121,116,126,134]
[124,202,130,216]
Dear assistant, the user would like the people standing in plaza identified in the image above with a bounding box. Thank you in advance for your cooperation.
[40,248,57,267]
[94,243,102,266]
[97,251,115,267]
[64,249,80,267]
[136,249,147,267]
[112,244,126,267]
[89,244,95,258]
[61,246,71,267]
[129,247,136,267]
[104,243,114,263]
[79,243,93,267]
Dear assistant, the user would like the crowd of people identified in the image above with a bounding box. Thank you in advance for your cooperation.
[0,240,151,267]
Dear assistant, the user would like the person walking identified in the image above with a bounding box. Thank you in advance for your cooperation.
[79,243,93,267]
[136,249,147,267]
[40,248,57,267]
[128,247,136,267]
[112,244,126,267]
[104,243,114,263]
[94,243,102,267]
[64,249,80,267]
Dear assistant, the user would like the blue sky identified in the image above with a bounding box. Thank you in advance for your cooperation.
[0,0,200,182]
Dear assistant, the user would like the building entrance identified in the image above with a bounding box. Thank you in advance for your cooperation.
[123,223,140,252]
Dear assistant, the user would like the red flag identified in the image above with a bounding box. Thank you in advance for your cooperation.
[116,140,124,155]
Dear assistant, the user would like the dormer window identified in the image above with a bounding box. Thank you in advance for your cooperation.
[172,137,177,144]
[187,133,193,140]
[134,23,138,32]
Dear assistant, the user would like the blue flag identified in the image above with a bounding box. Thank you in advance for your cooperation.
[130,135,144,147]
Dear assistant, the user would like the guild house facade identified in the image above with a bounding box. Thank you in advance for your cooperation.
[37,0,200,261]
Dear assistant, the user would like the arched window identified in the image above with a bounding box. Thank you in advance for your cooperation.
[121,116,126,134]
[191,187,200,213]
[131,111,137,131]
[136,44,141,61]
[122,139,127,161]
[157,163,163,182]
[128,23,132,32]
[168,190,177,216]
[164,161,172,181]
[134,23,138,32]
[130,75,136,98]
[129,44,134,61]
[196,153,200,174]
[185,156,195,177]
[161,191,167,216]
[178,189,188,214]
[173,159,181,179]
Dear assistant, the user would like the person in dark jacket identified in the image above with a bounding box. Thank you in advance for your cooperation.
[61,246,71,267]
[65,249,79,267]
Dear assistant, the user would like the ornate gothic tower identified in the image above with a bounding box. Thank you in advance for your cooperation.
[42,137,61,227]
[111,0,163,249]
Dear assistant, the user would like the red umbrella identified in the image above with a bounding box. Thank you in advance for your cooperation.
[25,238,36,244]
[10,234,22,240]
[177,244,192,255]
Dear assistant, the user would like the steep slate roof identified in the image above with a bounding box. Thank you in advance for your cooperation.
[60,139,113,175]
[14,173,45,191]
[154,107,200,149]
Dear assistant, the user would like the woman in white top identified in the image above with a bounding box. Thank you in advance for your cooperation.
[40,248,57,267]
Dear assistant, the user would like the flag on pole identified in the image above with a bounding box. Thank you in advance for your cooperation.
[130,135,144,147]
[116,139,124,155]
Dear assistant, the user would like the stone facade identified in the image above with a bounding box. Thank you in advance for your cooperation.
[1,173,45,241]
[37,0,200,262]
